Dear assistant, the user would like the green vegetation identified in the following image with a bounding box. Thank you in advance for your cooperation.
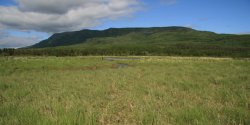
[0,56,249,124]
[1,26,249,57]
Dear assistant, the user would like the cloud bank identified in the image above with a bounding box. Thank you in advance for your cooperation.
[0,30,40,48]
[0,0,141,33]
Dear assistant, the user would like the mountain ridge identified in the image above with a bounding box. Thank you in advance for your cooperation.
[17,26,250,57]
[29,26,205,48]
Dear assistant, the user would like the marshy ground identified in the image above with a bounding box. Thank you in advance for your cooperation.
[0,56,249,124]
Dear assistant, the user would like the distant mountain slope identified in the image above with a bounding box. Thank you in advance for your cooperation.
[30,26,205,48]
[29,26,250,49]
[22,26,250,57]
[63,29,250,48]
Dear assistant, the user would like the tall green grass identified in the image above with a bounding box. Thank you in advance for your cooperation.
[0,56,249,124]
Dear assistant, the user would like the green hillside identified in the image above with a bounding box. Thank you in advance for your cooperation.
[2,26,250,57]
[30,27,199,48]
[30,26,250,49]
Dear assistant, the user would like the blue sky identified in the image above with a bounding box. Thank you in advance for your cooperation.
[0,0,250,48]
[97,0,250,33]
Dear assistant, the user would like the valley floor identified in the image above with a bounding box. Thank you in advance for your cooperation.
[0,56,249,124]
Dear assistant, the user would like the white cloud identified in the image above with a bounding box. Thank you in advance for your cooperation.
[183,24,197,29]
[0,0,141,33]
[237,32,250,35]
[0,30,8,38]
[0,31,40,48]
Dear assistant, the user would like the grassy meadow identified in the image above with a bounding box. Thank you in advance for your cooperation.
[0,56,249,125]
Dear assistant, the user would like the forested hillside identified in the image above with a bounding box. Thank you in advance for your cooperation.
[1,27,250,57]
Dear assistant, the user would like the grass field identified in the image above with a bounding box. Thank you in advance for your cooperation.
[0,56,249,125]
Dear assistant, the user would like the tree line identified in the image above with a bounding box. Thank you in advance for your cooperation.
[0,45,249,58]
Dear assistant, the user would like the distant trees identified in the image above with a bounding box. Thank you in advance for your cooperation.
[0,45,249,58]
[0,48,16,56]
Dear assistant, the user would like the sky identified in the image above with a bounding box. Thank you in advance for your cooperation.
[0,0,249,48]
